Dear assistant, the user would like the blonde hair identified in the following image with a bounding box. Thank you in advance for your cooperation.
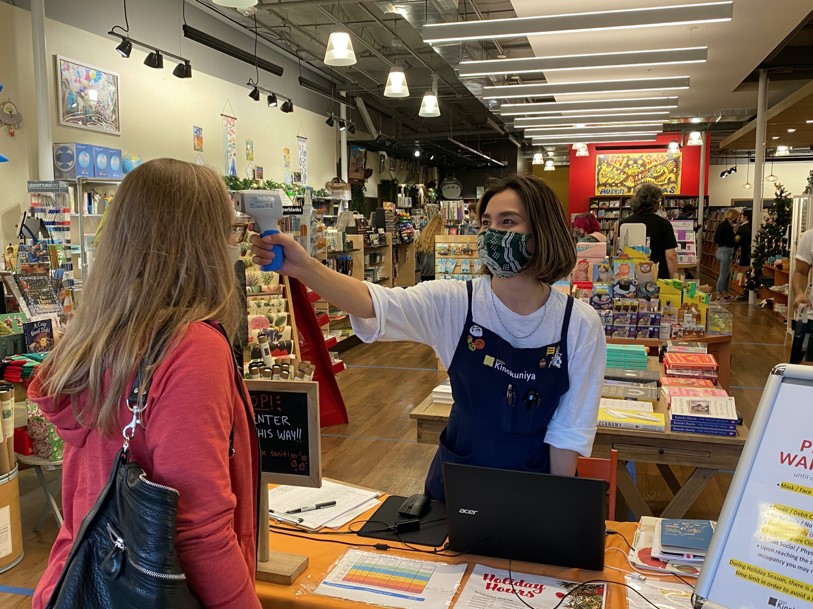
[724,208,739,222]
[39,158,241,436]
[478,174,576,283]
[415,215,445,254]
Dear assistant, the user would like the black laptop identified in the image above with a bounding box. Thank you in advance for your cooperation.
[443,463,607,571]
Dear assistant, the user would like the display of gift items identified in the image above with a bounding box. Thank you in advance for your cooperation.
[434,234,479,281]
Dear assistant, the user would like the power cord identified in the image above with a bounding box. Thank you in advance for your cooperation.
[605,539,698,589]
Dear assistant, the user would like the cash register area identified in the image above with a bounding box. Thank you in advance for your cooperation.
[5,304,787,609]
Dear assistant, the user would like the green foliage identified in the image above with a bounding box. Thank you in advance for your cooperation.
[378,178,398,204]
[350,183,366,213]
[746,182,792,292]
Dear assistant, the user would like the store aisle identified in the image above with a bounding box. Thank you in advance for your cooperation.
[2,303,793,600]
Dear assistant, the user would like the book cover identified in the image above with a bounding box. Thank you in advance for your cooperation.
[605,368,660,384]
[14,274,62,316]
[666,341,708,354]
[629,517,702,576]
[663,352,718,370]
[670,424,736,437]
[670,396,737,422]
[661,387,728,405]
[660,377,715,388]
[664,368,719,382]
[598,409,665,432]
[601,385,658,403]
[24,318,54,353]
[599,398,655,413]
[0,312,27,335]
[659,519,715,555]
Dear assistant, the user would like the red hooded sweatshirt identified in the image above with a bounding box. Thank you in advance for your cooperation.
[30,322,262,609]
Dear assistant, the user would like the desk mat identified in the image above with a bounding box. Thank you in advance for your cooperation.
[356,496,448,547]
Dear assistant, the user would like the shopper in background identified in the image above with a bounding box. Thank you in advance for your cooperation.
[573,213,606,243]
[618,184,678,279]
[793,226,813,310]
[677,203,695,220]
[415,214,444,282]
[252,174,605,501]
[29,159,262,609]
[735,208,752,266]
[714,208,740,302]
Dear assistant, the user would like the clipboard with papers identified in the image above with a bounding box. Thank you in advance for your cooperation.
[267,478,383,530]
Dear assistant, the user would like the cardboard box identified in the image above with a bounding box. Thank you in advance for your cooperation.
[92,146,110,178]
[53,143,94,179]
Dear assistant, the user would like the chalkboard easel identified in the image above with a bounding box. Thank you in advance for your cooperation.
[246,379,320,585]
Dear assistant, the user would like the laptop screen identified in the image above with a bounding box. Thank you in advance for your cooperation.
[443,463,607,570]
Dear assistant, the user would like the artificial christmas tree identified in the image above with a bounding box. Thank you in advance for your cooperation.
[745,182,792,293]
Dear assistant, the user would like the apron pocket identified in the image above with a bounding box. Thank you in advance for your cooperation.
[488,433,550,472]
[437,427,472,465]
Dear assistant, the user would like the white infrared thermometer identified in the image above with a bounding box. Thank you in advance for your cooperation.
[234,190,290,271]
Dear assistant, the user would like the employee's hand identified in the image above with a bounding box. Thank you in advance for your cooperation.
[250,231,313,279]
[793,290,812,310]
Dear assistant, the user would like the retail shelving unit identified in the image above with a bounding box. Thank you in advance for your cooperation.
[434,234,478,281]
[699,209,726,280]
[70,178,121,279]
[760,264,789,322]
[393,241,416,288]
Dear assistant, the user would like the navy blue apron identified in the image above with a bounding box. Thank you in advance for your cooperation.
[424,281,574,501]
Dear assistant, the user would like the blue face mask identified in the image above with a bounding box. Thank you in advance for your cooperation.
[477,228,533,279]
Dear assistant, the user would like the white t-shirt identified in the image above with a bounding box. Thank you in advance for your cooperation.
[350,276,606,457]
[796,228,813,266]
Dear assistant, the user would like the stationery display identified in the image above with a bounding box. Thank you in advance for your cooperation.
[454,564,606,609]
[314,549,467,609]
[267,479,382,530]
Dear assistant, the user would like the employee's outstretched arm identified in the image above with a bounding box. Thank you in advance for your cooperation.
[251,232,375,319]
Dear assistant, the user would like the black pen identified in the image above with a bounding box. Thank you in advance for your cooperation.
[285,501,337,514]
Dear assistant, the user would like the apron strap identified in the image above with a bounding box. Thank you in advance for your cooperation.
[559,296,575,359]
[465,280,474,323]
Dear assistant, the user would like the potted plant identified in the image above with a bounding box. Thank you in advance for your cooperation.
[245,272,262,294]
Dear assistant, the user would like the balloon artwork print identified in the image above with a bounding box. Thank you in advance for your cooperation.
[57,56,120,134]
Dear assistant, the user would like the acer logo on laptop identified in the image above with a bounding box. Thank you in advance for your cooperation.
[459,508,478,515]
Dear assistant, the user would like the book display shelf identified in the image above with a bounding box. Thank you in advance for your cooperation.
[588,195,707,242]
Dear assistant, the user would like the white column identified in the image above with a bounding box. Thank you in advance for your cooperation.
[696,132,706,279]
[750,69,768,305]
[339,97,348,213]
[31,0,54,180]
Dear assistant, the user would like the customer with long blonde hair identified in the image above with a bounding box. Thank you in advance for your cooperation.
[415,214,444,281]
[31,159,262,609]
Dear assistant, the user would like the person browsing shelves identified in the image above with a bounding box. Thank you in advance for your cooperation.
[617,184,678,279]
[251,174,606,501]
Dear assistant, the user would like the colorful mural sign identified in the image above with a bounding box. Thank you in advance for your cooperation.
[595,152,681,196]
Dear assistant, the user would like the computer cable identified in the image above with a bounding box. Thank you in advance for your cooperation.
[606,528,634,550]
[605,542,697,589]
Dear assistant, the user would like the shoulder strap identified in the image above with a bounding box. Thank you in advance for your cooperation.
[559,296,575,359]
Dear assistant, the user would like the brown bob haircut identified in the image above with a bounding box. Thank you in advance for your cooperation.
[477,174,576,283]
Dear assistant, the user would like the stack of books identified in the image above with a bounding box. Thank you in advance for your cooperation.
[605,368,660,385]
[660,386,729,407]
[666,341,708,354]
[431,380,453,404]
[601,384,658,403]
[597,399,665,432]
[663,352,719,384]
[606,344,649,370]
[669,396,738,436]
[629,516,714,576]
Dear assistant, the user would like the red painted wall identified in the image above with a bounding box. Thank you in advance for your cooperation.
[568,133,710,214]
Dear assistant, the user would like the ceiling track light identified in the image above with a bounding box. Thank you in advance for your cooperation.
[280,100,294,113]
[267,93,277,107]
[247,82,288,110]
[498,97,679,116]
[109,30,191,76]
[483,76,690,100]
[459,47,708,78]
[324,31,357,67]
[249,86,261,101]
[422,2,733,43]
[325,114,335,127]
[324,112,355,133]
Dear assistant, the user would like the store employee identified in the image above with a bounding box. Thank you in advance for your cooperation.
[251,175,605,500]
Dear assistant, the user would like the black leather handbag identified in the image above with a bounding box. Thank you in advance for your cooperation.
[46,366,203,609]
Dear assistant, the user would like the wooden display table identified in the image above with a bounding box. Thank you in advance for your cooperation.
[255,504,639,609]
[410,356,746,520]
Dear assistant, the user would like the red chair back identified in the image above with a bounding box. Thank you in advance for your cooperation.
[577,449,618,520]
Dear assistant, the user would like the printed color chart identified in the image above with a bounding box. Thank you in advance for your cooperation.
[343,555,433,594]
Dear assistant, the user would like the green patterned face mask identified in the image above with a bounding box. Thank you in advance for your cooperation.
[477,228,533,278]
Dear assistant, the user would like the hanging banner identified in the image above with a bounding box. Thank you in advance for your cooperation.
[297,136,308,186]
[193,126,203,152]
[595,152,681,196]
[222,114,237,177]
[283,147,292,185]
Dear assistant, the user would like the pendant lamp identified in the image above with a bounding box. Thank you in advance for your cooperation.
[419,74,440,117]
[324,31,357,66]
[743,160,752,189]
[766,160,778,182]
[384,66,409,98]
[212,0,258,7]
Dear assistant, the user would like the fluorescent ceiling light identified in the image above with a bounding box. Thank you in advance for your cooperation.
[459,47,707,78]
[519,119,667,131]
[532,133,659,144]
[498,96,679,116]
[483,77,690,99]
[514,112,669,127]
[423,2,733,43]
[524,124,663,136]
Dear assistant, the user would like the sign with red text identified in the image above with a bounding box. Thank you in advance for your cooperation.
[696,365,813,609]
[455,564,606,609]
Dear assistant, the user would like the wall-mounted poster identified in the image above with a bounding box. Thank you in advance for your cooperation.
[222,114,237,177]
[246,138,254,161]
[193,126,203,152]
[349,144,367,182]
[56,56,120,135]
[595,152,681,196]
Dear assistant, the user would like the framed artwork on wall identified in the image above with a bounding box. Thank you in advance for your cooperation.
[348,144,367,182]
[56,55,121,135]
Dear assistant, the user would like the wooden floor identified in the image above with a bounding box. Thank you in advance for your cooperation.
[0,299,792,603]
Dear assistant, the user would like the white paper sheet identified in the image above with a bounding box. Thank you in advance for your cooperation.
[268,479,381,530]
[453,564,607,609]
[624,575,694,609]
[314,549,467,609]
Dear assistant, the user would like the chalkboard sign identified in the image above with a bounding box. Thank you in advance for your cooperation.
[245,379,321,487]
[695,364,813,609]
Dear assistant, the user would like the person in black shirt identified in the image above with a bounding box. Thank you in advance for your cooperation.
[735,208,752,266]
[618,184,678,279]
[677,203,695,220]
[714,208,739,301]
